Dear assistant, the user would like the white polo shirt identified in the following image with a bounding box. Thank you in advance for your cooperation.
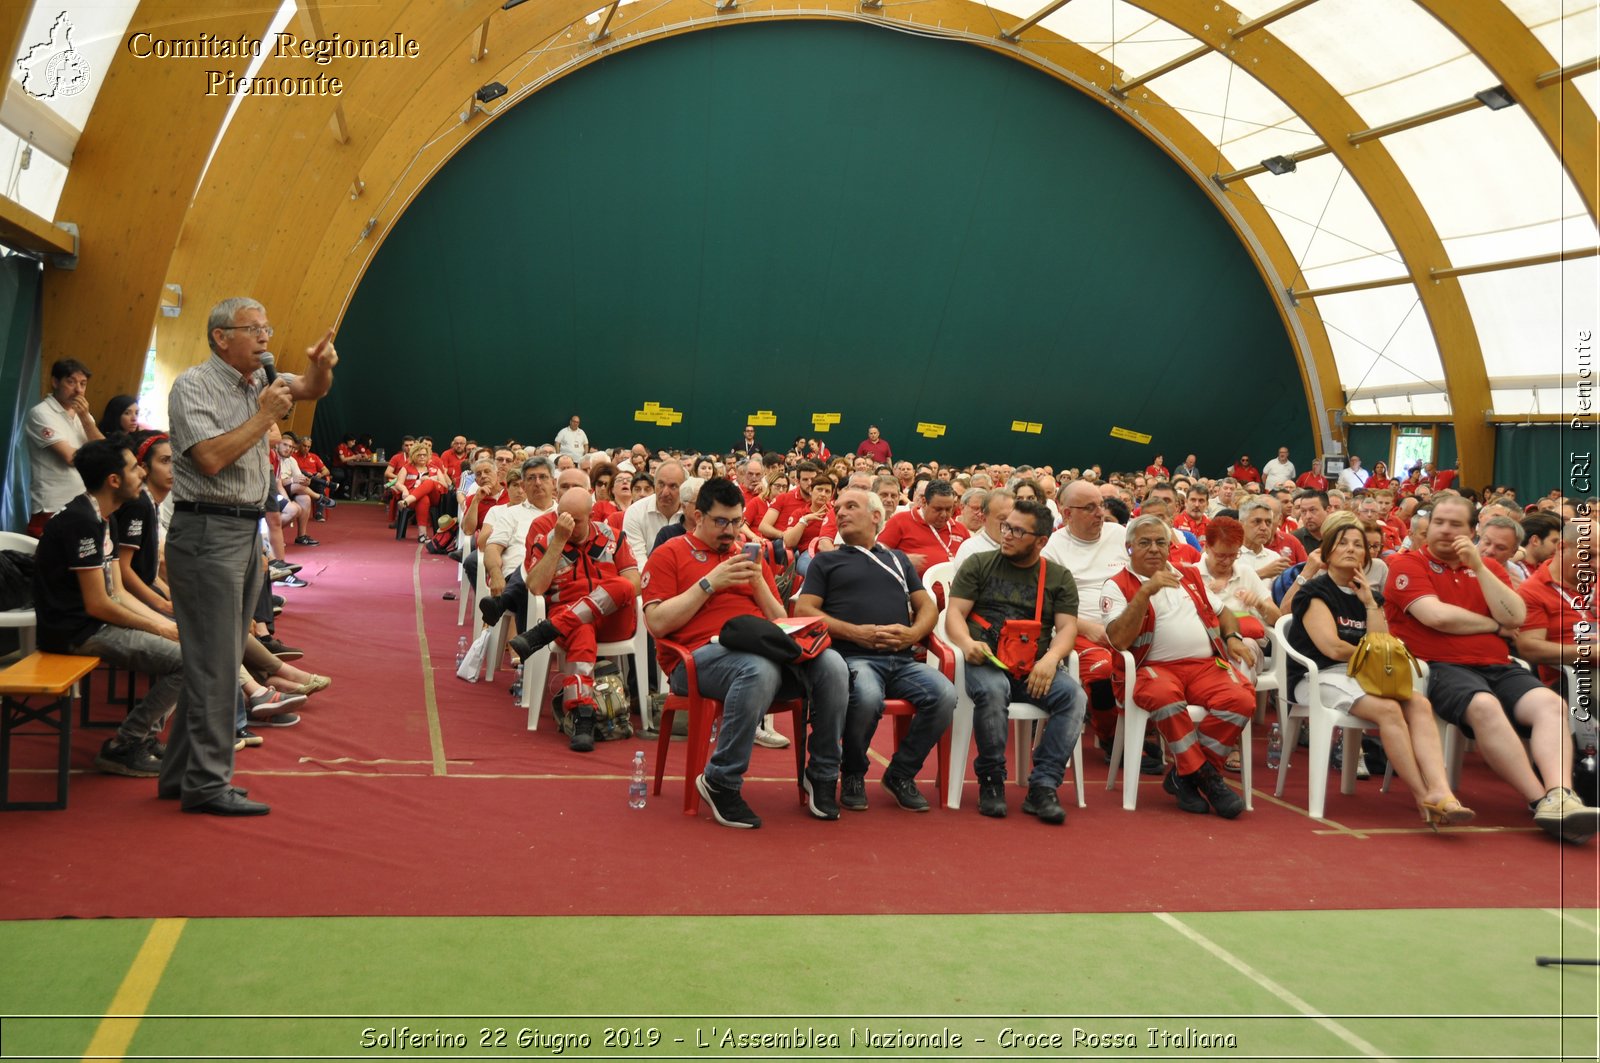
[1261,457,1296,490]
[1042,526,1127,623]
[1100,565,1217,662]
[25,395,89,513]
[953,528,999,566]
[486,499,554,579]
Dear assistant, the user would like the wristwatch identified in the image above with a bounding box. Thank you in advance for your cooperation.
[698,577,714,595]
[1225,633,1245,644]
[1295,574,1308,586]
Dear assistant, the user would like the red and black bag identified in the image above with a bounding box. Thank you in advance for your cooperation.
[972,559,1049,679]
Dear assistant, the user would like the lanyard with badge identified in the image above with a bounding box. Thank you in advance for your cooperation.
[916,509,958,562]
[853,545,912,622]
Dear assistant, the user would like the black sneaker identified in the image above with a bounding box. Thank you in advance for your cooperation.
[278,574,310,588]
[569,706,596,753]
[881,772,931,812]
[478,596,507,629]
[237,728,264,748]
[802,772,840,820]
[1021,784,1067,824]
[94,737,161,778]
[978,776,1007,818]
[1164,766,1210,814]
[142,735,166,759]
[260,637,304,660]
[294,535,320,546]
[696,774,761,829]
[1195,762,1246,819]
[509,619,559,662]
[839,773,868,811]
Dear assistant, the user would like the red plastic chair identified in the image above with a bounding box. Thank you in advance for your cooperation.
[870,629,957,807]
[651,637,809,816]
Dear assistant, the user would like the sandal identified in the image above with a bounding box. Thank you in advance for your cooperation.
[1419,798,1476,830]
[1224,749,1243,774]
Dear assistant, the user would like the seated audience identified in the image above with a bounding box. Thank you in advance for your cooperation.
[642,478,849,828]
[877,479,969,575]
[943,499,1084,824]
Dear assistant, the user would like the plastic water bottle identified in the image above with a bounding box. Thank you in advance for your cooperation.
[1266,722,1282,770]
[455,635,468,670]
[628,751,648,809]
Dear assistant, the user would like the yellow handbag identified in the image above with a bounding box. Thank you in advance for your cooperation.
[1347,633,1423,700]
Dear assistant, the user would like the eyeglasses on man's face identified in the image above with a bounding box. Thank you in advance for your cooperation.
[706,515,746,531]
[220,324,274,338]
[1000,523,1039,539]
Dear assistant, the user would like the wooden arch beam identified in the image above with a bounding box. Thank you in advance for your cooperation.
[169,0,1341,449]
[40,1,268,401]
[1121,0,1496,487]
[1412,0,1597,224]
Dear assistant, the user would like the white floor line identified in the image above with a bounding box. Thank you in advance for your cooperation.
[1544,907,1600,935]
[1153,912,1395,1062]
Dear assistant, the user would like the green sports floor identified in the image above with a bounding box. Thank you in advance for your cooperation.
[2,908,1596,1061]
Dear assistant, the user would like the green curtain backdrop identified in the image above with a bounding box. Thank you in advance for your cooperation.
[0,254,43,530]
[1496,424,1595,500]
[318,20,1309,470]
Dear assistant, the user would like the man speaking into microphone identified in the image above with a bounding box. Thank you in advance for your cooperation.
[161,298,337,816]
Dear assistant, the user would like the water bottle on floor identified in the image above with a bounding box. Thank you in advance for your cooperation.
[628,750,647,809]
[455,635,468,670]
[1266,721,1282,770]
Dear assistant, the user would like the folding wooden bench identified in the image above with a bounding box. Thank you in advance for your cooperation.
[1,651,100,811]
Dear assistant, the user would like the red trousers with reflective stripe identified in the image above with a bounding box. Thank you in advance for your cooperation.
[1131,656,1255,774]
[1075,636,1117,745]
[550,577,637,668]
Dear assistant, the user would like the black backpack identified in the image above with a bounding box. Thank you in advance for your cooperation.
[0,549,34,611]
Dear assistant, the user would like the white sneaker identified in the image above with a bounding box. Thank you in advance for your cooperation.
[753,726,790,749]
[1534,787,1600,844]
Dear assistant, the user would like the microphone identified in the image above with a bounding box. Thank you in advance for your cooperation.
[259,351,277,385]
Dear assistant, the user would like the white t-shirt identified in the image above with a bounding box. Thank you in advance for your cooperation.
[26,396,89,513]
[1200,554,1271,623]
[1261,457,1296,490]
[1042,526,1127,623]
[1099,565,1217,662]
[1338,466,1369,492]
[953,528,999,566]
[486,500,554,579]
[554,426,588,459]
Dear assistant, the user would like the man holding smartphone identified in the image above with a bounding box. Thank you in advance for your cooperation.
[643,477,848,828]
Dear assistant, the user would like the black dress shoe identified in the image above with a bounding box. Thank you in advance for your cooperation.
[160,786,249,801]
[182,791,270,816]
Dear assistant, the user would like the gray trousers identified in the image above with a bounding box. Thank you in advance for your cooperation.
[159,511,263,807]
[74,625,183,744]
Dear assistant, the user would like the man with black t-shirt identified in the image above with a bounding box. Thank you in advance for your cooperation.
[111,430,173,616]
[943,499,1083,824]
[796,486,955,813]
[33,439,184,778]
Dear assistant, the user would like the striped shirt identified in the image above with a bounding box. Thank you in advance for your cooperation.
[168,353,274,507]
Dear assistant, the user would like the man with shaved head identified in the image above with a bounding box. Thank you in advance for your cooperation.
[510,486,640,752]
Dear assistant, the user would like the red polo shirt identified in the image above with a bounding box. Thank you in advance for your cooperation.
[1384,547,1514,665]
[740,484,769,530]
[856,438,892,465]
[641,532,781,671]
[767,486,810,530]
[1269,527,1308,564]
[1295,471,1327,491]
[877,509,969,574]
[1519,559,1592,685]
[1173,511,1209,541]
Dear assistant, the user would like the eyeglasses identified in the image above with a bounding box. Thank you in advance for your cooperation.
[220,324,274,338]
[1063,503,1104,513]
[707,516,746,530]
[1000,524,1040,539]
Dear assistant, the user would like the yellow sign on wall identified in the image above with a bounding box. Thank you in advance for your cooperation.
[810,412,841,433]
[746,410,778,427]
[1109,426,1151,444]
[917,422,946,438]
[1011,421,1043,434]
[634,401,683,427]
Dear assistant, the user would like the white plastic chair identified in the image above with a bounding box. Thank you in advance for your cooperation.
[925,563,1087,811]
[456,553,474,627]
[1107,649,1254,812]
[519,593,650,732]
[470,556,513,680]
[0,531,38,657]
[1268,614,1387,820]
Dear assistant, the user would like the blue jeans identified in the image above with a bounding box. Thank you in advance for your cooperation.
[670,644,847,791]
[843,655,955,779]
[964,663,1084,788]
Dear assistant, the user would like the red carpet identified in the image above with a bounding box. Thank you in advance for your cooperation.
[2,504,1595,920]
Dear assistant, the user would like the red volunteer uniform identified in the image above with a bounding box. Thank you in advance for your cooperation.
[876,509,969,575]
[766,486,809,531]
[740,485,769,531]
[641,531,781,672]
[527,522,639,710]
[1268,527,1308,565]
[1145,464,1169,479]
[1383,548,1514,665]
[1518,559,1592,685]
[1295,470,1327,491]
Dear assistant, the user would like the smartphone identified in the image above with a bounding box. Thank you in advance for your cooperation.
[741,542,762,562]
